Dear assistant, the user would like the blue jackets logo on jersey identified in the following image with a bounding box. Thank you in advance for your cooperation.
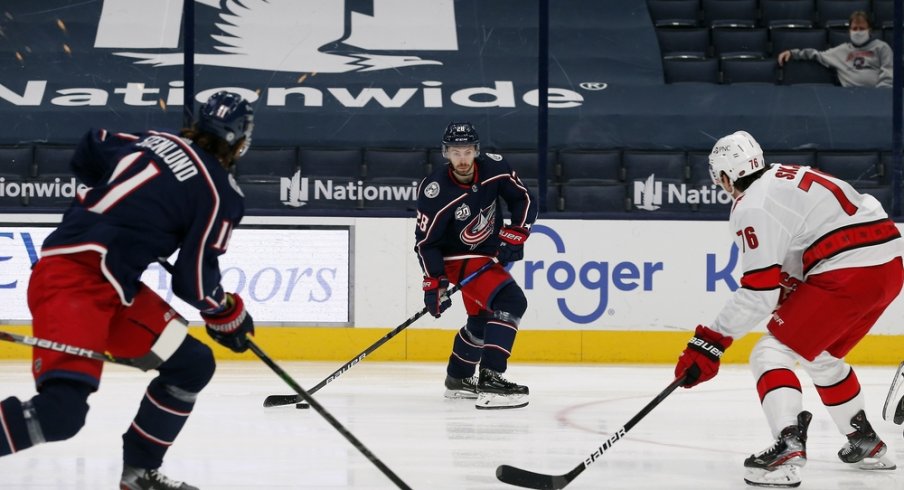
[459,202,496,249]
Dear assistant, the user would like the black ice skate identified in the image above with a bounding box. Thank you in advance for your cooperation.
[120,465,199,490]
[838,409,896,470]
[444,375,478,399]
[475,368,529,410]
[743,411,812,488]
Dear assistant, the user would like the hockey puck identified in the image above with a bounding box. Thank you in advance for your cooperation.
[296,402,310,409]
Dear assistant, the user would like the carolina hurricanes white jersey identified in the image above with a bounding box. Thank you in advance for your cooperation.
[712,164,903,339]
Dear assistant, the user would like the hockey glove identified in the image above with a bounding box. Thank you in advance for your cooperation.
[201,293,254,353]
[423,276,452,318]
[496,226,529,265]
[675,325,733,388]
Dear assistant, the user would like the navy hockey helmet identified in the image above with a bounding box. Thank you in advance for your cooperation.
[197,91,255,157]
[442,122,480,157]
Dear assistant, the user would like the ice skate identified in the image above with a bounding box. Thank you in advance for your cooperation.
[743,411,811,488]
[444,375,478,399]
[838,409,896,470]
[475,368,528,410]
[882,361,904,424]
[120,465,199,490]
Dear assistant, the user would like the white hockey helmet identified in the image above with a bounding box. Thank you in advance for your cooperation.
[708,130,765,186]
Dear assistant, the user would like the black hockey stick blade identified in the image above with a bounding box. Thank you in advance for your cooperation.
[262,258,499,408]
[263,394,301,407]
[495,465,581,490]
[496,375,687,489]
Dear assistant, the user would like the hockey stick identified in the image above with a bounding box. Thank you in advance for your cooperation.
[246,339,412,489]
[0,330,150,369]
[495,374,687,490]
[263,258,500,408]
[154,260,412,488]
[0,323,187,372]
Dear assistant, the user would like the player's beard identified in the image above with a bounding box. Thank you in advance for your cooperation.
[452,161,475,182]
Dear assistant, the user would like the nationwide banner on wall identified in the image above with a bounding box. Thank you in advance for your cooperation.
[0,0,891,151]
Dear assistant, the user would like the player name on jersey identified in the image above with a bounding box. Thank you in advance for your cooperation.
[135,135,199,181]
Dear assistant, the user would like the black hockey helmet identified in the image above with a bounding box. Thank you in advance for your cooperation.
[197,91,255,157]
[442,122,480,157]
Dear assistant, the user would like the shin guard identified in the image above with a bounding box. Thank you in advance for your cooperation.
[447,316,487,379]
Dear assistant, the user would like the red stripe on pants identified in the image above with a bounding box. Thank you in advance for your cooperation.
[815,368,861,407]
[756,368,802,402]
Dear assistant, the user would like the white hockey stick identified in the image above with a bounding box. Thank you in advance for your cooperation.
[882,361,904,424]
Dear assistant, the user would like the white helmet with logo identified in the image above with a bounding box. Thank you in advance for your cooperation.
[708,130,765,186]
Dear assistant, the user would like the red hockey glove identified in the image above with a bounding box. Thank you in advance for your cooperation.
[675,325,733,388]
[423,276,452,318]
[497,226,530,264]
[201,293,254,353]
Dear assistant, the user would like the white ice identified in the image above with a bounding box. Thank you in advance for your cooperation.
[0,361,902,489]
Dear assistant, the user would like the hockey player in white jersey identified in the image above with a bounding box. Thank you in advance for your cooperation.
[672,131,903,487]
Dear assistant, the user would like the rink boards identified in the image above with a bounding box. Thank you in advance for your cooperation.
[1,215,903,364]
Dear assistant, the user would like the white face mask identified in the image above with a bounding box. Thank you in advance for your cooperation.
[850,30,870,45]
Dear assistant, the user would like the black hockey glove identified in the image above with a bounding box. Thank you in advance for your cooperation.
[423,276,452,318]
[201,293,254,353]
[496,226,529,265]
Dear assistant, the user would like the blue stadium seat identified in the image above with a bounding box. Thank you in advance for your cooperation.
[648,0,700,27]
[561,183,629,213]
[493,149,556,187]
[527,183,563,213]
[663,57,720,83]
[770,27,827,54]
[363,148,428,184]
[240,180,295,211]
[29,145,78,209]
[874,0,895,29]
[857,185,892,210]
[827,26,850,46]
[656,26,710,57]
[816,0,869,28]
[298,148,363,179]
[765,151,817,167]
[721,58,779,83]
[702,0,758,28]
[712,27,769,59]
[760,0,816,28]
[816,151,883,186]
[34,145,75,177]
[687,151,714,186]
[235,147,298,180]
[623,151,688,183]
[0,146,34,207]
[781,59,837,84]
[558,149,623,184]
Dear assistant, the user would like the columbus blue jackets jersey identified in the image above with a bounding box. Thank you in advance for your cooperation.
[414,153,538,277]
[41,128,244,311]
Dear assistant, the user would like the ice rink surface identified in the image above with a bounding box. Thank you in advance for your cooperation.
[0,360,903,489]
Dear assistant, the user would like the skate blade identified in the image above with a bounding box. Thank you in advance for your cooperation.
[444,389,478,400]
[744,466,801,488]
[852,455,896,471]
[475,393,529,410]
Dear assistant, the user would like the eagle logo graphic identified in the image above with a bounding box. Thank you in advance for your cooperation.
[112,0,454,73]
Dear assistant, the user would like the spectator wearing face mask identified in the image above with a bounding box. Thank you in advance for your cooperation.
[777,11,893,88]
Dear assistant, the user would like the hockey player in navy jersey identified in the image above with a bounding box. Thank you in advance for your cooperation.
[415,122,538,410]
[0,91,256,490]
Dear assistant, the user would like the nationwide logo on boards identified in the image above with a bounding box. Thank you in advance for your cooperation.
[632,174,731,211]
[0,0,597,109]
[279,171,417,207]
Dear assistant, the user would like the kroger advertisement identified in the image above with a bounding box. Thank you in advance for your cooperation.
[2,217,904,334]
